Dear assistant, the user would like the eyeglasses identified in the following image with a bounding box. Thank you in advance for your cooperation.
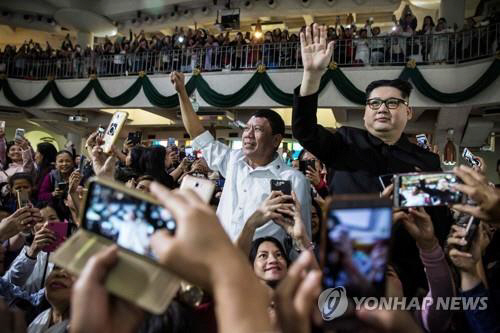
[366,98,409,110]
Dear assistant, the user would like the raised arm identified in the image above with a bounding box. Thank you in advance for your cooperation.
[292,24,348,167]
[170,71,205,138]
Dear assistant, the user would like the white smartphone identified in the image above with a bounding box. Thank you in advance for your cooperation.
[462,148,481,168]
[15,128,25,140]
[101,112,128,154]
[416,134,430,151]
[0,121,5,129]
[180,175,216,204]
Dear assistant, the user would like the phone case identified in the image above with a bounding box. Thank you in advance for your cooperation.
[43,222,69,253]
[102,112,128,154]
[180,175,216,204]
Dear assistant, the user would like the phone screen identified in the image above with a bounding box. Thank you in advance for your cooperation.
[83,182,176,259]
[395,173,463,207]
[270,179,292,195]
[323,200,392,298]
[462,148,480,167]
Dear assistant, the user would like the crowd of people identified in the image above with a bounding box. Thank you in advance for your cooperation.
[1,6,499,80]
[0,22,500,333]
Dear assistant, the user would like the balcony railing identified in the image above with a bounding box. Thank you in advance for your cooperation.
[0,24,498,80]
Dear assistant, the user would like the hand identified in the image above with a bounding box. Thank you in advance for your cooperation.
[252,191,295,228]
[447,225,482,274]
[0,299,26,333]
[452,165,500,224]
[305,165,321,187]
[91,145,116,178]
[380,183,394,199]
[356,306,424,333]
[178,157,190,172]
[69,170,82,194]
[274,251,322,333]
[122,139,134,154]
[71,246,144,333]
[15,137,30,150]
[85,131,100,151]
[52,188,64,198]
[27,222,57,257]
[394,208,437,251]
[0,207,39,240]
[125,178,136,189]
[170,71,186,94]
[300,24,334,75]
[150,184,242,290]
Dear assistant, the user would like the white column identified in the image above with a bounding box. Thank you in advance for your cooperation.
[439,0,465,29]
[77,31,94,49]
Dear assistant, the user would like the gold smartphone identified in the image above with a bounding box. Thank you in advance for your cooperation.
[50,177,179,314]
[101,111,128,154]
[16,190,30,209]
[179,175,216,203]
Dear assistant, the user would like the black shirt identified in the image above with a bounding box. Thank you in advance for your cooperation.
[291,86,441,194]
[292,86,452,297]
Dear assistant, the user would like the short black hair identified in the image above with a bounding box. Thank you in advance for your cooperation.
[251,109,285,136]
[249,237,290,266]
[365,79,413,100]
[8,172,33,188]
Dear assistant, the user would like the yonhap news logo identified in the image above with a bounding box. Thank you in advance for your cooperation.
[318,287,349,321]
[317,286,489,321]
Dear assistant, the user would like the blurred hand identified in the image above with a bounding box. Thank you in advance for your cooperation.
[0,299,26,333]
[447,225,482,274]
[274,251,322,333]
[71,246,144,333]
[15,137,30,150]
[300,24,334,75]
[91,145,116,179]
[453,165,500,224]
[150,183,239,290]
[27,222,56,257]
[394,207,437,251]
[52,188,64,198]
[305,165,321,187]
[178,157,190,172]
[122,139,134,154]
[380,183,394,199]
[356,306,424,333]
[0,206,39,240]
[274,192,308,244]
[170,71,186,94]
[69,170,82,194]
[125,178,136,189]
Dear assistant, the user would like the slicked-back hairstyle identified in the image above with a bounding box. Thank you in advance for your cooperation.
[365,79,413,100]
[250,109,285,136]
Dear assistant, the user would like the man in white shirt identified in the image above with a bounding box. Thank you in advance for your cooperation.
[170,71,311,243]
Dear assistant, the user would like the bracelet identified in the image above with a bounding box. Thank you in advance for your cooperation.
[25,251,37,260]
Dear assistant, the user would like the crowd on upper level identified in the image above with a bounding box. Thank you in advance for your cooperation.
[0,5,499,79]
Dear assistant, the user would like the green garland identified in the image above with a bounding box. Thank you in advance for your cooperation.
[0,57,499,108]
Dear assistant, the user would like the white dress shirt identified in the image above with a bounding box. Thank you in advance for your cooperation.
[193,131,311,243]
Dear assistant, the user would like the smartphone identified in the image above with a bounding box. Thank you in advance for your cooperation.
[462,148,481,168]
[101,111,128,154]
[167,137,176,147]
[51,178,180,314]
[98,125,106,137]
[459,216,480,252]
[42,221,69,253]
[321,195,392,318]
[378,174,394,190]
[393,172,465,208]
[15,128,25,140]
[127,131,143,145]
[416,134,430,151]
[180,175,216,203]
[16,190,30,209]
[299,160,316,174]
[78,155,87,171]
[57,182,69,192]
[270,179,292,195]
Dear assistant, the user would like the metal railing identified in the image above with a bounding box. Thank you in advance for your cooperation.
[0,23,498,80]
